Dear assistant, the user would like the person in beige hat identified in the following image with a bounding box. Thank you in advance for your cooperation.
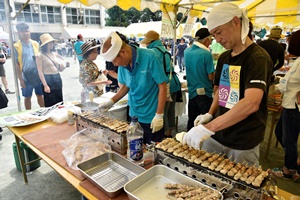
[140,30,181,138]
[258,26,285,72]
[79,40,111,101]
[36,33,67,107]
[139,30,160,45]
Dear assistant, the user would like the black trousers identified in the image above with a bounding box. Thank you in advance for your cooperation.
[187,95,213,131]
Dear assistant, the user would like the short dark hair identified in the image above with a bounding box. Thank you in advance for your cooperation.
[247,21,254,41]
[116,31,129,44]
[16,23,29,32]
[288,30,300,56]
[40,43,55,53]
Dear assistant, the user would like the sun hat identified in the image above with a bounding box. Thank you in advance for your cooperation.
[139,30,160,44]
[40,33,57,47]
[80,41,100,56]
[100,32,123,62]
[195,28,211,39]
[266,26,283,39]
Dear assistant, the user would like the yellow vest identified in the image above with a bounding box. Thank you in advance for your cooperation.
[13,39,39,71]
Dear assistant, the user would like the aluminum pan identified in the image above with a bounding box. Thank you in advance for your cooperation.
[77,152,145,198]
[75,102,99,112]
[124,165,223,200]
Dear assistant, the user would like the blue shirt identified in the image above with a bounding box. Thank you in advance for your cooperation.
[14,41,36,81]
[184,43,215,99]
[118,46,168,123]
[74,40,84,61]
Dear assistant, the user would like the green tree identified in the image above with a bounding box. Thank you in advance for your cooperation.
[140,8,162,22]
[105,6,128,26]
[105,6,162,26]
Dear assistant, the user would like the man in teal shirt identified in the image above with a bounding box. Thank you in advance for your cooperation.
[74,34,84,65]
[184,28,215,131]
[99,31,168,144]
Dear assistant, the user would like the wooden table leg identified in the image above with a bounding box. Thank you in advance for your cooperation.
[265,111,276,159]
[14,135,28,183]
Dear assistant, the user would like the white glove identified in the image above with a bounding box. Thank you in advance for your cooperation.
[182,124,215,150]
[150,113,164,133]
[98,99,114,112]
[194,113,213,127]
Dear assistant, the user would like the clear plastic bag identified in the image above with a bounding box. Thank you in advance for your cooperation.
[60,129,111,170]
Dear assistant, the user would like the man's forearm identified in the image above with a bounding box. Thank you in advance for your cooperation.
[156,82,167,114]
[111,84,128,103]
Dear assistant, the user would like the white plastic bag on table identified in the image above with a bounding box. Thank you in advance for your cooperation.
[60,129,111,170]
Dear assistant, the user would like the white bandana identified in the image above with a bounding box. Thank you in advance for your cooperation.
[100,31,122,62]
[207,3,249,44]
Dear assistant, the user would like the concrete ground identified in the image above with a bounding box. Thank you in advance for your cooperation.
[0,55,299,199]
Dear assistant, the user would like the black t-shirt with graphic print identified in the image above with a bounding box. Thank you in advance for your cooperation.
[212,43,273,150]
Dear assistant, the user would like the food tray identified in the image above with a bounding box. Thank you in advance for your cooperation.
[124,165,223,200]
[77,152,145,198]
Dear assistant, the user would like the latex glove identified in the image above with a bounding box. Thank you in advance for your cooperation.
[175,132,186,143]
[98,99,114,112]
[182,124,215,150]
[194,113,213,127]
[150,113,164,133]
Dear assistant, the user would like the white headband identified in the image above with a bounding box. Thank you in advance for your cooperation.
[207,3,249,44]
[100,31,123,62]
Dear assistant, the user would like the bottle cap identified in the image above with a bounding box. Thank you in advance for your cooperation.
[131,116,138,122]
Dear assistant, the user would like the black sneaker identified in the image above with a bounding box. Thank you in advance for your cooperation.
[5,89,15,94]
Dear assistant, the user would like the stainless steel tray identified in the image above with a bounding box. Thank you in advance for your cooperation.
[77,152,145,198]
[124,165,223,200]
[75,102,99,112]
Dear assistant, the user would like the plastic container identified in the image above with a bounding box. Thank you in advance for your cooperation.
[12,141,41,171]
[127,116,144,165]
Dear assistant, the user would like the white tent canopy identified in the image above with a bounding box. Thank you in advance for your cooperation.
[59,27,124,40]
[0,31,9,40]
[120,21,201,38]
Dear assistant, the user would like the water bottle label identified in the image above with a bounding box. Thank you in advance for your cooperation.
[129,138,143,161]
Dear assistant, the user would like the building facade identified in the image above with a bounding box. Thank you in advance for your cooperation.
[0,0,122,42]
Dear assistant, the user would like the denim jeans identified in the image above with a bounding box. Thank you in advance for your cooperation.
[176,56,185,71]
[275,107,300,170]
[187,95,213,131]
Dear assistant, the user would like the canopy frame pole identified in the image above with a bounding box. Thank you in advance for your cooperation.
[4,0,32,111]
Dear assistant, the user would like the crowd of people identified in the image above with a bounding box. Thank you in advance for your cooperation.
[1,1,299,184]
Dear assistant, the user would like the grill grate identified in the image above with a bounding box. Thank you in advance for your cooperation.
[85,160,138,192]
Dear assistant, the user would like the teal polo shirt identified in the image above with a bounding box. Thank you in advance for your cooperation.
[74,40,84,61]
[185,44,215,99]
[118,46,168,123]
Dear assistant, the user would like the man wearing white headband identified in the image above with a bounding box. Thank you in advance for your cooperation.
[182,3,273,166]
[99,31,168,144]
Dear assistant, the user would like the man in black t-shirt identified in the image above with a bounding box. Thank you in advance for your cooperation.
[182,3,272,166]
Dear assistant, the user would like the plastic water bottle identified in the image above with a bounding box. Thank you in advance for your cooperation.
[80,89,86,103]
[127,116,144,165]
